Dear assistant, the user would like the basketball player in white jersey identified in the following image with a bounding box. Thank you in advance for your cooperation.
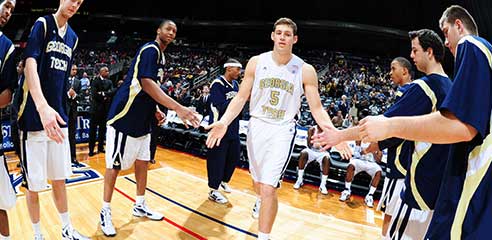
[293,125,331,195]
[339,140,382,208]
[206,17,351,240]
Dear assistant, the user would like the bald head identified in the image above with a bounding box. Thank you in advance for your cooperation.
[100,66,109,78]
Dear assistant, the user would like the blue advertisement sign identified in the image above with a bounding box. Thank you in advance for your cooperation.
[2,114,92,151]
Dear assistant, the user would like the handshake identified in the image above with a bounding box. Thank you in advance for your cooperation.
[310,115,392,159]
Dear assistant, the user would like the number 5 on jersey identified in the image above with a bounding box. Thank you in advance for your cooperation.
[270,90,280,106]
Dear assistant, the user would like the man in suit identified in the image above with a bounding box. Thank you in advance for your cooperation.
[195,84,210,115]
[67,64,81,164]
[89,66,114,156]
[11,59,24,160]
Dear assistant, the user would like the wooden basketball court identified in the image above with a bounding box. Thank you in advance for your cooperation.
[5,144,382,239]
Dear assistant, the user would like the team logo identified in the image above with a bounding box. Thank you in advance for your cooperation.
[10,162,102,195]
[289,65,299,74]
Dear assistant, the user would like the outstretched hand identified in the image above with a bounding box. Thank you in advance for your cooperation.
[311,125,342,151]
[175,106,201,128]
[204,121,228,148]
[333,142,352,160]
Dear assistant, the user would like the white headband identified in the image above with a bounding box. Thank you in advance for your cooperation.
[223,62,242,68]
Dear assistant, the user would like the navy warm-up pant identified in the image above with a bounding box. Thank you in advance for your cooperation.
[207,138,240,190]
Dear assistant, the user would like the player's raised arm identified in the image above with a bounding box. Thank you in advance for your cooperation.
[302,63,351,158]
[359,110,477,143]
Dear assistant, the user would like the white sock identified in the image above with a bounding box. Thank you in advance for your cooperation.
[369,186,376,195]
[136,195,145,205]
[297,169,304,180]
[0,233,11,239]
[32,222,42,235]
[59,212,71,228]
[345,182,352,190]
[102,201,111,210]
[321,175,328,186]
[258,232,270,240]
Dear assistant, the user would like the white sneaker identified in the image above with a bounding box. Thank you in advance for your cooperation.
[293,178,303,189]
[62,225,91,240]
[33,234,44,240]
[365,194,374,208]
[100,208,116,237]
[339,190,351,201]
[208,190,228,204]
[252,198,261,219]
[133,200,164,221]
[220,182,232,193]
[319,184,328,195]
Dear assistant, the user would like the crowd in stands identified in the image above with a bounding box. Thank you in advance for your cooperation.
[8,44,394,124]
[163,47,228,85]
[298,52,395,127]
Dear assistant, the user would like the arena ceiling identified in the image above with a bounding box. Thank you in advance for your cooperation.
[7,0,492,59]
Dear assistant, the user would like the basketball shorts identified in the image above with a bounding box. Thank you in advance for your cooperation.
[386,201,433,240]
[349,158,382,178]
[301,148,330,170]
[0,156,16,210]
[377,177,405,215]
[247,118,296,188]
[106,125,151,170]
[20,128,72,192]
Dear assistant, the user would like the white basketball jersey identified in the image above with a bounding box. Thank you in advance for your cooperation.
[250,51,304,125]
[310,126,323,152]
[360,142,376,162]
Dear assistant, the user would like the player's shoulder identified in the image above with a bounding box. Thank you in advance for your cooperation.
[138,42,160,58]
[36,15,49,24]
[244,55,260,70]
[458,35,492,60]
[301,63,316,82]
[210,77,225,87]
[30,16,49,34]
[458,35,492,50]
[249,55,260,63]
[301,62,315,73]
[0,33,13,46]
[252,51,273,65]
[66,24,78,38]
[407,76,430,89]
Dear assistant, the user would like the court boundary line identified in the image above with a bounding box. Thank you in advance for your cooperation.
[124,176,258,238]
[114,187,207,240]
[123,167,379,240]
[13,167,206,240]
[162,146,376,202]
[161,167,380,231]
